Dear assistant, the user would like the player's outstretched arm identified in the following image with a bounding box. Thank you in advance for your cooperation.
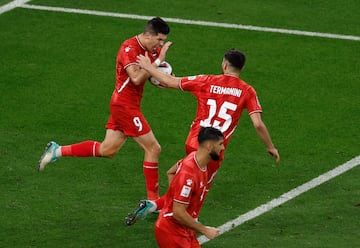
[137,52,181,89]
[250,112,280,162]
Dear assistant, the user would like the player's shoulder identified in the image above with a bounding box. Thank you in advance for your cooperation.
[122,36,137,45]
[230,76,255,91]
[120,36,141,52]
[180,152,198,169]
[182,151,196,163]
[182,74,211,82]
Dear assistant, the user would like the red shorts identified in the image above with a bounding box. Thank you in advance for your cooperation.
[106,104,151,137]
[155,217,200,248]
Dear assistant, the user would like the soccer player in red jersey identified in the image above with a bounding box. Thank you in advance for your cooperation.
[155,127,223,247]
[38,17,172,201]
[126,48,280,223]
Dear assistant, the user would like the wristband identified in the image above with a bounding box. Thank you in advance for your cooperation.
[154,58,161,66]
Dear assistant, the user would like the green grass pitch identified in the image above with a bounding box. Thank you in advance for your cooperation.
[1,0,359,247]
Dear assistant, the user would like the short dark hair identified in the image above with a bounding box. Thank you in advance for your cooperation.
[144,17,170,35]
[224,48,246,71]
[198,127,224,145]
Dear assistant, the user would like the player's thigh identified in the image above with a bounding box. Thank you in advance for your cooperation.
[100,129,127,153]
[107,106,151,136]
[133,130,160,152]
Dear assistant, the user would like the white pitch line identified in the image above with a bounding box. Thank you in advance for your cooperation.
[0,0,31,14]
[19,4,360,42]
[198,155,360,244]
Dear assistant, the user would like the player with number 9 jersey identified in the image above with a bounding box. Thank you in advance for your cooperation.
[38,17,172,202]
[106,35,161,136]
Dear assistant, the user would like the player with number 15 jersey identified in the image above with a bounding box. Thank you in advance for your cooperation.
[181,74,261,151]
[180,73,262,188]
[180,73,263,187]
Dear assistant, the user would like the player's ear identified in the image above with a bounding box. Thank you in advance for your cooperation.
[222,60,228,71]
[142,31,150,40]
[204,141,213,152]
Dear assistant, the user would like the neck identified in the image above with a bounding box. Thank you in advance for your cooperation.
[195,150,211,169]
[137,33,146,50]
[223,70,239,77]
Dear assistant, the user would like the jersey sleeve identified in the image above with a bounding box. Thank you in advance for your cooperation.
[246,86,263,115]
[172,170,197,205]
[179,75,209,93]
[118,44,139,69]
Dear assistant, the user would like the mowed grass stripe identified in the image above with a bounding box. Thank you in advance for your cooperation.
[19,3,360,41]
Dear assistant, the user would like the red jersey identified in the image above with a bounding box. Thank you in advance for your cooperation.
[111,36,161,108]
[105,36,161,136]
[180,74,262,149]
[156,152,208,235]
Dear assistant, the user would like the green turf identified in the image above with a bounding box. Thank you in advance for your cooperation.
[31,0,360,36]
[1,1,359,247]
[205,166,360,248]
[0,1,9,6]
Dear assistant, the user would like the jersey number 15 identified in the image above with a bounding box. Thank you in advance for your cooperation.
[200,99,237,133]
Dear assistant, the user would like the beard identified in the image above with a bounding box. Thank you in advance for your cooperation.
[210,151,220,161]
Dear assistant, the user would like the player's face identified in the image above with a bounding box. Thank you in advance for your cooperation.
[209,138,225,161]
[148,33,167,51]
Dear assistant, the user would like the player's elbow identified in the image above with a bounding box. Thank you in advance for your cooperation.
[172,208,184,223]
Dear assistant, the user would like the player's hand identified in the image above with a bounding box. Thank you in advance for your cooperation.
[203,226,220,240]
[137,53,152,70]
[158,41,172,62]
[268,147,280,163]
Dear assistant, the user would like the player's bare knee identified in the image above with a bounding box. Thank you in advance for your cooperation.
[100,151,116,158]
[99,146,118,158]
[145,142,161,156]
[152,142,161,156]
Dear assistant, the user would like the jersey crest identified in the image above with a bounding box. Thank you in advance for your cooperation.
[186,179,193,186]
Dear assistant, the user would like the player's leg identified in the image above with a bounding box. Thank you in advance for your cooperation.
[151,161,177,211]
[133,130,161,200]
[142,144,197,213]
[125,199,157,225]
[125,163,176,225]
[124,131,161,225]
[126,146,190,224]
[38,129,127,171]
[108,104,160,199]
[98,129,127,157]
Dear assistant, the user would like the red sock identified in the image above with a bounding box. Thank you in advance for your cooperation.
[143,161,159,200]
[61,141,101,157]
[155,194,166,210]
